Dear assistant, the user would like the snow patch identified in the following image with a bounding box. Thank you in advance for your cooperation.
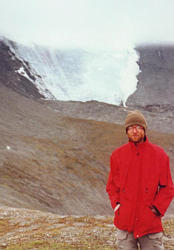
[15,66,32,81]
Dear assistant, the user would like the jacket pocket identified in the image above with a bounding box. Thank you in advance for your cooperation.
[114,203,121,213]
[114,204,121,226]
[139,205,162,234]
[114,203,131,229]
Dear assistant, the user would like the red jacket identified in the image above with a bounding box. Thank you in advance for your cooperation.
[106,137,174,238]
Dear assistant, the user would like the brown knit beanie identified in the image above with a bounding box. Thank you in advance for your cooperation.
[125,110,147,131]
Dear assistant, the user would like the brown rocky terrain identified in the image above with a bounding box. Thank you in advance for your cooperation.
[0,206,173,250]
[0,84,126,215]
[0,84,173,216]
[0,84,173,249]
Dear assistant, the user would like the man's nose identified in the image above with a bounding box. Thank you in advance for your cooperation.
[133,127,137,132]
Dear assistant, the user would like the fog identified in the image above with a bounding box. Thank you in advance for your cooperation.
[0,0,174,49]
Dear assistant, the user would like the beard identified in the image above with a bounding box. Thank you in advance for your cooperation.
[128,134,145,144]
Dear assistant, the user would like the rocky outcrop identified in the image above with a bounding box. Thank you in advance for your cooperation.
[0,40,44,99]
[126,45,174,114]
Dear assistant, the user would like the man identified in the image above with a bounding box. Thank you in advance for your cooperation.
[106,110,174,250]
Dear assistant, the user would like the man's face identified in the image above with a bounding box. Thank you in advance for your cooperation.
[127,124,145,143]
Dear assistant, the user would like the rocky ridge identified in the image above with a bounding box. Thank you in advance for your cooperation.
[0,40,45,99]
[127,44,174,115]
[41,99,174,134]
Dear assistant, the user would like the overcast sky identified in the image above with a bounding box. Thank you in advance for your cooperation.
[0,0,174,49]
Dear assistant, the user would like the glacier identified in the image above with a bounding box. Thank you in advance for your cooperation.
[7,39,140,106]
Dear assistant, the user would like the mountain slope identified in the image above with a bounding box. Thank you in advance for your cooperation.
[0,85,173,216]
[0,84,123,215]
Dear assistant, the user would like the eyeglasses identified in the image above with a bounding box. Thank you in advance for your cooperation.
[127,125,144,131]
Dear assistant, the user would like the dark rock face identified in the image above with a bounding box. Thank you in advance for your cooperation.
[0,41,44,99]
[126,45,174,114]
